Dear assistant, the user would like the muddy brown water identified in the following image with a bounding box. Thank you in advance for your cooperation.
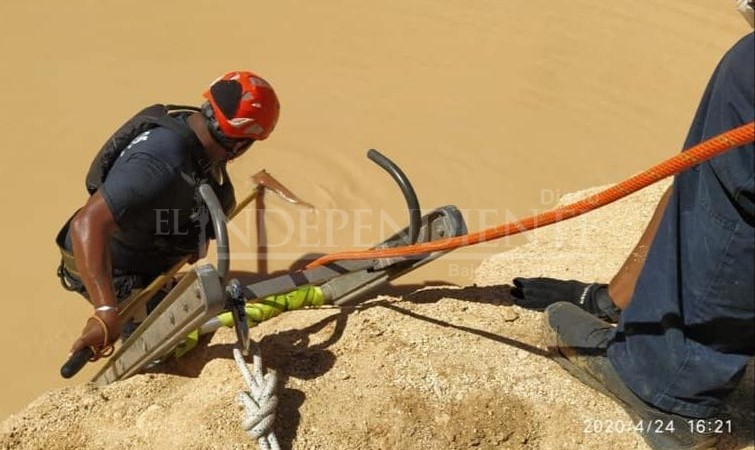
[0,0,747,419]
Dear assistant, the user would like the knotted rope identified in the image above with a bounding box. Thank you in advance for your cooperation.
[234,346,280,450]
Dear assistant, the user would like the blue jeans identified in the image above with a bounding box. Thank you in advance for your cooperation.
[608,34,754,418]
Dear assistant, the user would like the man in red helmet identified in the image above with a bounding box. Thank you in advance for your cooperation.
[58,71,280,360]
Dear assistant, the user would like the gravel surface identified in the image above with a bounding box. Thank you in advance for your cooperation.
[2,182,752,450]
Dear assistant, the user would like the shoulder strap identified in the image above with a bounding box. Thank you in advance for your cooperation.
[153,115,211,174]
[165,104,201,113]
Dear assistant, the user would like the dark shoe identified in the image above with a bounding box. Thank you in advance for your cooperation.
[543,302,719,450]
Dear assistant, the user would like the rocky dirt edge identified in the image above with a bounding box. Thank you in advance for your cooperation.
[2,181,753,450]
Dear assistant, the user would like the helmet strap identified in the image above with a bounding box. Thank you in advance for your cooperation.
[200,103,254,160]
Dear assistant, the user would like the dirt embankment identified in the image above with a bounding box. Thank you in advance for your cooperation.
[2,0,749,423]
[2,182,752,450]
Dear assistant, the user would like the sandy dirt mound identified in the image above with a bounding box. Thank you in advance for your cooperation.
[1,0,750,421]
[2,183,753,450]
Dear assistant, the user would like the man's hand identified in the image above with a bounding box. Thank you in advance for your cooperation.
[69,309,120,358]
[511,277,597,309]
[510,277,620,322]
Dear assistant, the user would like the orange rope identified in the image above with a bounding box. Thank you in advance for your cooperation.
[307,122,755,268]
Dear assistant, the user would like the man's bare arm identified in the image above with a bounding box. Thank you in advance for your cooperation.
[68,192,120,353]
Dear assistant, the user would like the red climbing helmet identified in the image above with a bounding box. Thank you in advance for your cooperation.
[202,70,280,141]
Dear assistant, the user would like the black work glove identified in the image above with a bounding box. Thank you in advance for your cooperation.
[510,277,621,322]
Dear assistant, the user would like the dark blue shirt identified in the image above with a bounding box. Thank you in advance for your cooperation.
[66,115,234,276]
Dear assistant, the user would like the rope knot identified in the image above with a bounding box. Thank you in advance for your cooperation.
[234,347,281,450]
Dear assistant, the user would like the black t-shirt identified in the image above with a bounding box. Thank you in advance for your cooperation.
[65,115,235,276]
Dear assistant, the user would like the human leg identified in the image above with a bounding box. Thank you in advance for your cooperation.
[607,187,671,309]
